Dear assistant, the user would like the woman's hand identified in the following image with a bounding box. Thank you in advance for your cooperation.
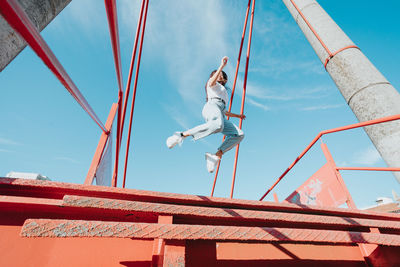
[225,111,246,120]
[221,56,228,68]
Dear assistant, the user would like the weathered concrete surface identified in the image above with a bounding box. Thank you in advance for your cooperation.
[0,0,71,72]
[283,0,400,183]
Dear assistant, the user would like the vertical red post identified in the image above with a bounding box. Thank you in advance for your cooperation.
[152,215,173,267]
[211,0,252,197]
[320,142,377,267]
[122,0,150,188]
[230,0,256,199]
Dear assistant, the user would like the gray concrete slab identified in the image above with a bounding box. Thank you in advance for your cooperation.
[0,0,71,72]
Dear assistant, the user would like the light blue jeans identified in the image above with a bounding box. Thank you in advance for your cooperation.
[186,99,244,153]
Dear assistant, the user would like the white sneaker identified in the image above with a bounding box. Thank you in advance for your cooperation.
[205,153,220,173]
[166,132,184,149]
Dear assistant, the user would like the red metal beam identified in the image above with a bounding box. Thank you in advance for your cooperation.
[2,179,400,222]
[21,219,400,246]
[0,0,107,133]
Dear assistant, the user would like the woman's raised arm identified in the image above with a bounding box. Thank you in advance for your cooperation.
[208,56,228,86]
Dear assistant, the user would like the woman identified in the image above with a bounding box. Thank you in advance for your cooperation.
[166,56,245,173]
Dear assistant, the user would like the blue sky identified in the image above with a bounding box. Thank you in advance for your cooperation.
[1,0,400,208]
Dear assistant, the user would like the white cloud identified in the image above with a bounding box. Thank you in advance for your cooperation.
[353,145,382,165]
[162,104,191,130]
[245,82,330,101]
[246,97,270,111]
[0,137,20,146]
[0,148,13,153]
[54,156,80,164]
[301,104,343,111]
[120,0,240,107]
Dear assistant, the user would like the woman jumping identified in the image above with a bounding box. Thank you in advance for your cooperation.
[166,56,245,173]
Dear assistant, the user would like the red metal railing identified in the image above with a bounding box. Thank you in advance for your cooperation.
[260,114,400,201]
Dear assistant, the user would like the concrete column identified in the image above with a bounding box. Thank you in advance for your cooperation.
[282,0,400,183]
[0,0,71,71]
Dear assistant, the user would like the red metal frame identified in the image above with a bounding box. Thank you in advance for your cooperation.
[260,113,400,201]
[211,0,252,197]
[122,0,150,188]
[0,0,107,133]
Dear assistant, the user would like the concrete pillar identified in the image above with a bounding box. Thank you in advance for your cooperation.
[282,0,400,183]
[0,0,71,71]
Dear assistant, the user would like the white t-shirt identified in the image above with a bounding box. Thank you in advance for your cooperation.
[206,80,229,104]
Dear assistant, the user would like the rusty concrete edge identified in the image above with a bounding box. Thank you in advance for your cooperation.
[19,219,400,247]
[60,195,400,231]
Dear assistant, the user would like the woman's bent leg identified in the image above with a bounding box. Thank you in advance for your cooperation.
[218,118,244,153]
[185,103,224,140]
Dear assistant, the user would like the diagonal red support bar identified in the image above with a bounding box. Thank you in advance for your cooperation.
[122,0,150,188]
[21,219,400,246]
[230,0,256,199]
[0,0,107,133]
[211,0,252,197]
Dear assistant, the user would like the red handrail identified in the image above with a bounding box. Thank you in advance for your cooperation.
[336,167,400,172]
[0,0,107,133]
[259,113,400,201]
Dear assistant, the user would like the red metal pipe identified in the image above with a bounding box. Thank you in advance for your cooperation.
[122,0,150,188]
[260,114,400,201]
[321,114,400,135]
[230,0,256,199]
[0,0,107,133]
[119,0,146,141]
[211,0,252,197]
[337,167,400,172]
[259,133,322,201]
[104,0,124,92]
